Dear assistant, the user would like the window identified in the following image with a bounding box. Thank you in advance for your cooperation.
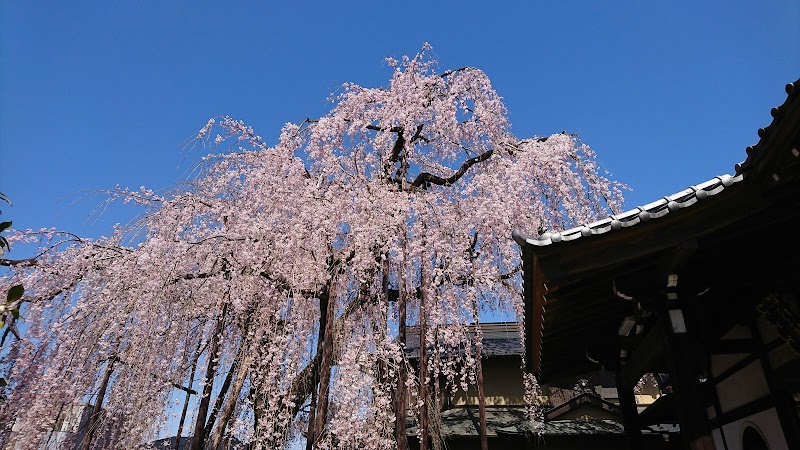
[742,425,769,450]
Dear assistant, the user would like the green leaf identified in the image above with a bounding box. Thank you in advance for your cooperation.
[0,221,11,233]
[0,320,5,329]
[0,192,10,205]
[6,285,23,303]
[10,308,20,320]
[0,378,7,387]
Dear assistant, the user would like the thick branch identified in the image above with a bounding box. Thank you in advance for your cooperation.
[389,133,406,163]
[0,258,37,267]
[412,148,494,188]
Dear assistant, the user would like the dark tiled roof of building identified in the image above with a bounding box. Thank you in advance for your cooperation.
[404,322,522,358]
[513,174,742,247]
[406,406,627,438]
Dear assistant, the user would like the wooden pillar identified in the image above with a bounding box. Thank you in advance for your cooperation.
[664,308,716,450]
[615,371,643,450]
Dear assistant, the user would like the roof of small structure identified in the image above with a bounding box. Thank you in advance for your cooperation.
[545,391,622,421]
[406,406,627,438]
[404,322,522,359]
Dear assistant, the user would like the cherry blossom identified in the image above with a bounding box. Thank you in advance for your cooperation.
[0,45,623,450]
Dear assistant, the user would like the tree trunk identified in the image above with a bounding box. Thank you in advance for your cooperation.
[306,285,330,450]
[190,302,228,450]
[395,259,408,449]
[419,260,429,450]
[80,357,114,450]
[207,349,254,450]
[305,374,319,450]
[313,284,337,446]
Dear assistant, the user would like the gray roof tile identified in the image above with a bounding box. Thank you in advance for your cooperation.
[513,174,744,248]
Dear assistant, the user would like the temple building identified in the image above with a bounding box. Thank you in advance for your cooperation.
[513,77,800,449]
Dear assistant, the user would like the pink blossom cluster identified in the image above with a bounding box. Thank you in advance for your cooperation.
[0,45,623,449]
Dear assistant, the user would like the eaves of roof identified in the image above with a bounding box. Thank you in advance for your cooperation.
[513,77,800,252]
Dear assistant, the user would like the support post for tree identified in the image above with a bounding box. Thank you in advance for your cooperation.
[432,327,443,450]
[80,356,115,450]
[190,302,228,450]
[175,346,201,450]
[475,331,489,450]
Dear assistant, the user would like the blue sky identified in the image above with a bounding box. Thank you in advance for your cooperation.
[2,1,799,250]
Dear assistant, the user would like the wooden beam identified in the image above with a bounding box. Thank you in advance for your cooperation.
[522,252,547,375]
[664,313,716,450]
[619,320,666,388]
[709,338,757,354]
[615,371,643,450]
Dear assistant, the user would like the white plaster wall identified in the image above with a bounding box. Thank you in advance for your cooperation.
[720,408,788,450]
[713,428,725,450]
[716,361,769,413]
[756,316,780,343]
[722,325,752,340]
[711,353,749,378]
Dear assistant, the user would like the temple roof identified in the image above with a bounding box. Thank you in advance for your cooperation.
[512,77,800,383]
[513,78,800,251]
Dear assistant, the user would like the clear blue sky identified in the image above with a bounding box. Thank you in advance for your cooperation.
[2,1,799,249]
